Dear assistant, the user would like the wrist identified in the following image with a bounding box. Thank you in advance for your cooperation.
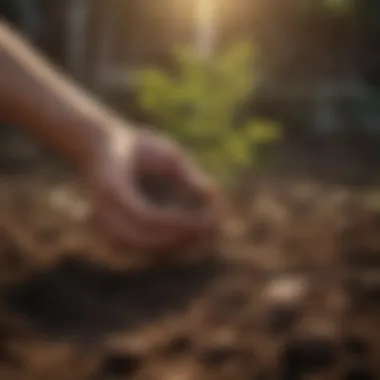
[76,116,137,174]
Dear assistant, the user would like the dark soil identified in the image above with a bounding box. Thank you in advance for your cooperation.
[0,152,379,380]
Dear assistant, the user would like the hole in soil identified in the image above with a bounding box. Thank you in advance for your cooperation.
[4,257,223,339]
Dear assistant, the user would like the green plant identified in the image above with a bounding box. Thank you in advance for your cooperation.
[324,0,354,13]
[135,42,281,185]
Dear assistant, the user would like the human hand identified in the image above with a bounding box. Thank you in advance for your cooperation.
[87,126,221,252]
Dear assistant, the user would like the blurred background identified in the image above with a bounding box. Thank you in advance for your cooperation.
[1,3,380,380]
[1,0,380,187]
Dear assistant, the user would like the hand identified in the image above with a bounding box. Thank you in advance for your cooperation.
[87,126,220,252]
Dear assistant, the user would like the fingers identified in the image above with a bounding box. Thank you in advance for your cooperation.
[134,139,222,230]
[134,130,183,177]
[108,157,217,233]
[93,129,222,250]
[92,196,200,251]
[93,163,218,251]
[90,175,185,249]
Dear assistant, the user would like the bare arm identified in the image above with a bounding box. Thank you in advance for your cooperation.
[0,20,134,171]
[0,21,219,252]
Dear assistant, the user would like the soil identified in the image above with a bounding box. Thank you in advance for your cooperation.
[0,146,379,380]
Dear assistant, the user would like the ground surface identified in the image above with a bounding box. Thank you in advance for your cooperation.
[0,149,378,380]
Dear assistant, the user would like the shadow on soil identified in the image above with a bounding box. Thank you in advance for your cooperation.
[2,257,224,341]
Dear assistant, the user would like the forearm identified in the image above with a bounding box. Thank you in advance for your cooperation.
[0,21,133,170]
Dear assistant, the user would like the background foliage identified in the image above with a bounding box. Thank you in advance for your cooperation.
[135,43,281,184]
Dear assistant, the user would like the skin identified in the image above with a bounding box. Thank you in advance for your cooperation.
[0,20,219,252]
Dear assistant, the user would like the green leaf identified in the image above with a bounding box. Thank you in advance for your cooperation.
[243,119,282,144]
[325,0,353,12]
[136,69,174,114]
[223,133,252,167]
[133,42,282,185]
